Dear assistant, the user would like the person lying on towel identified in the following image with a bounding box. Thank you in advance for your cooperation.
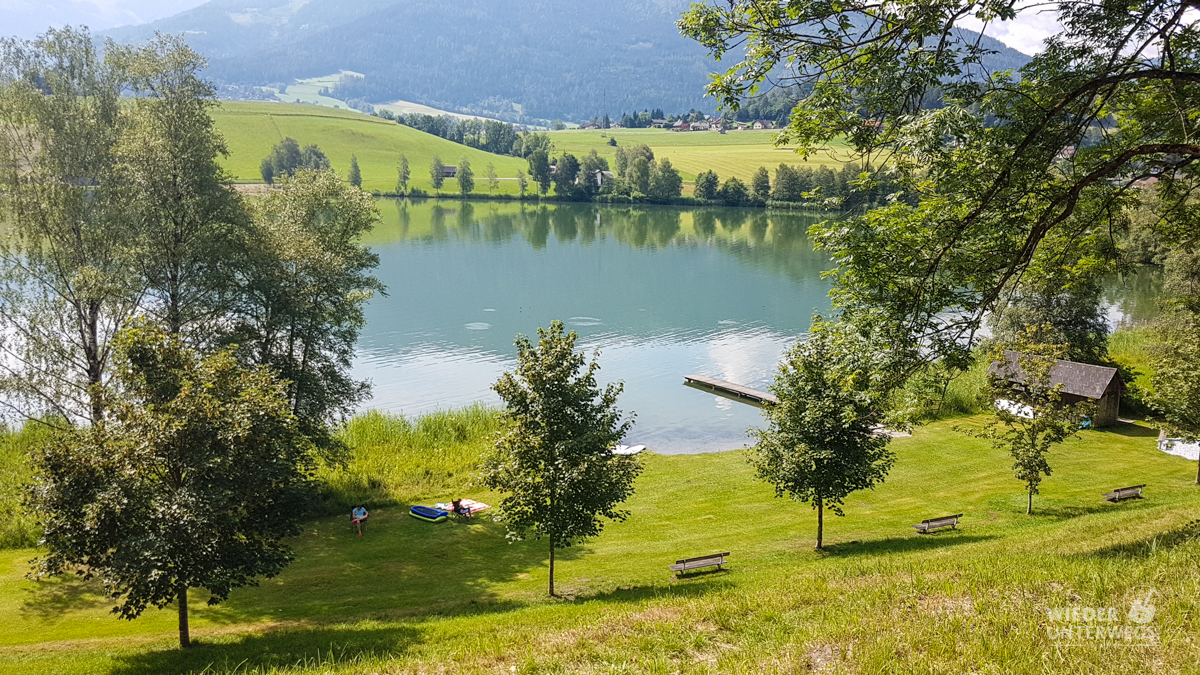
[351,505,369,535]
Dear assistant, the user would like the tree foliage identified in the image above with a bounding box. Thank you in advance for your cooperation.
[457,157,475,195]
[1148,249,1200,483]
[29,322,317,649]
[748,318,896,549]
[429,155,445,193]
[396,154,410,194]
[694,170,720,201]
[481,321,641,596]
[528,150,552,196]
[259,138,330,185]
[348,155,362,188]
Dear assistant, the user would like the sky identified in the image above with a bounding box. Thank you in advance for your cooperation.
[2,0,1060,55]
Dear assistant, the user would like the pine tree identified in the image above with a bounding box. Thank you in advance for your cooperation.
[348,155,362,188]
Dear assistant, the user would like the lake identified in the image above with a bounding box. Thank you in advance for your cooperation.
[352,199,1163,454]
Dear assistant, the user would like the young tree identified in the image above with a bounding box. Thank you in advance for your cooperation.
[29,322,318,649]
[430,155,446,195]
[748,318,896,549]
[750,166,771,201]
[396,154,410,194]
[348,154,362,188]
[629,157,651,196]
[578,150,610,197]
[485,162,499,192]
[968,335,1092,514]
[528,150,552,196]
[693,170,720,200]
[517,169,528,197]
[482,321,641,596]
[649,158,683,200]
[457,157,475,195]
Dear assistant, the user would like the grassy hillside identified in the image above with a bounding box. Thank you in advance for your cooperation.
[0,407,1197,674]
[549,128,856,184]
[210,102,530,195]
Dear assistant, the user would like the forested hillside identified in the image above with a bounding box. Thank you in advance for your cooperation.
[102,0,1032,122]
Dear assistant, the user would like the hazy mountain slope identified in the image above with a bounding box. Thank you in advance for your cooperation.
[102,0,1033,122]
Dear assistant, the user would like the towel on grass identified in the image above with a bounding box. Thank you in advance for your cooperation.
[435,499,491,514]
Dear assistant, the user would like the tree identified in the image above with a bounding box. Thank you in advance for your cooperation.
[457,157,475,195]
[0,28,142,425]
[649,158,683,200]
[748,318,896,549]
[396,154,410,194]
[552,153,580,198]
[694,170,720,200]
[680,0,1200,374]
[528,150,552,196]
[485,162,499,192]
[579,150,610,197]
[629,157,651,195]
[967,334,1092,514]
[1147,249,1200,483]
[28,321,318,649]
[718,177,750,206]
[348,155,362,188]
[430,155,445,195]
[772,164,802,202]
[481,321,641,596]
[517,169,528,197]
[750,166,771,201]
[228,169,383,452]
[987,275,1109,365]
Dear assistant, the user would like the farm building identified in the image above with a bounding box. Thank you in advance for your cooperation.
[439,165,458,178]
[988,351,1125,427]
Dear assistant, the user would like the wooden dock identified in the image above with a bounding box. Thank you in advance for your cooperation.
[683,374,778,406]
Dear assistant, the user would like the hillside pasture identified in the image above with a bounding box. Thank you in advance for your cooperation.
[210,102,530,195]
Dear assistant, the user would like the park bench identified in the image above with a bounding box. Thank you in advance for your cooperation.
[912,514,963,534]
[668,552,730,576]
[1103,484,1146,502]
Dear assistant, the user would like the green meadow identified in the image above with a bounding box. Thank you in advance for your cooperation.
[210,102,530,195]
[209,102,857,195]
[0,396,1197,673]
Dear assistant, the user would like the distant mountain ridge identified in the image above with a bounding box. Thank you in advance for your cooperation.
[101,0,1033,122]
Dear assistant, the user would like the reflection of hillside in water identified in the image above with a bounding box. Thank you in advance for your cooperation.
[369,199,832,282]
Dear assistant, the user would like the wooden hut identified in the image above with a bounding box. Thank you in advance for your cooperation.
[988,351,1125,427]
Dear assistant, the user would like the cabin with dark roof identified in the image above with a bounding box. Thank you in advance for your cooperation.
[439,165,458,178]
[988,351,1125,427]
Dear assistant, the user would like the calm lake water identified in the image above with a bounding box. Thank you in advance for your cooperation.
[352,199,1163,454]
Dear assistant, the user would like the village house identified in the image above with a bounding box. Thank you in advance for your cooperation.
[753,120,775,130]
[988,351,1126,427]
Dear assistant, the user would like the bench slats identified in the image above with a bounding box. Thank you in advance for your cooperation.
[912,514,962,534]
[1104,484,1146,502]
[668,552,730,574]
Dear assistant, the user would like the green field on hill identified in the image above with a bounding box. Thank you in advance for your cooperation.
[0,403,1196,674]
[210,102,530,195]
[210,103,857,195]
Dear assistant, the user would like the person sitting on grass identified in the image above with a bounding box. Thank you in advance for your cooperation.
[351,504,369,536]
[451,498,472,519]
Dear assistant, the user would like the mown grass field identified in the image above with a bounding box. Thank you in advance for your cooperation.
[547,128,856,184]
[210,102,530,195]
[0,404,1196,674]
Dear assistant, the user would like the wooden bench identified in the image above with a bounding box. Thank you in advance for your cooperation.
[669,552,730,576]
[912,514,962,534]
[1104,484,1146,502]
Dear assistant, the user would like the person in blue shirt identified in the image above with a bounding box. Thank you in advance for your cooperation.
[351,505,369,536]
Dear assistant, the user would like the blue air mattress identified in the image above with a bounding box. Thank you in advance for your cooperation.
[409,505,449,523]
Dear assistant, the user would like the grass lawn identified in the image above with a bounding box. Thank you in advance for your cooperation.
[210,102,530,196]
[0,414,1196,674]
[547,128,857,184]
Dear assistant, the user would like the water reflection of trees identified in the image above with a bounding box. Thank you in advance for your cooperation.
[381,200,834,282]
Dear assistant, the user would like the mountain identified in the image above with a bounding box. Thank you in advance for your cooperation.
[101,0,1033,122]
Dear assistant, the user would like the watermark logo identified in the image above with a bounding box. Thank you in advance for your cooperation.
[1044,585,1160,646]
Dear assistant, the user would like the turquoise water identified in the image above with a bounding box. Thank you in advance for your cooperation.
[353,200,833,454]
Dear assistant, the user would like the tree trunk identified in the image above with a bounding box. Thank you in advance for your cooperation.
[816,498,824,550]
[1027,487,1033,516]
[178,586,190,649]
[1195,456,1199,485]
[548,538,555,597]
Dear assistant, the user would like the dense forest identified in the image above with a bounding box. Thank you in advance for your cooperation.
[102,0,1031,122]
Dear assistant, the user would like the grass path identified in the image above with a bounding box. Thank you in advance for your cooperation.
[0,416,1197,673]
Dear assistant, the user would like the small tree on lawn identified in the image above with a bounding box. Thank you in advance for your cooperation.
[482,320,641,596]
[748,317,896,550]
[967,330,1092,514]
[485,162,499,192]
[517,169,528,197]
[396,154,410,194]
[430,155,445,195]
[348,154,362,188]
[28,321,317,649]
[457,157,475,195]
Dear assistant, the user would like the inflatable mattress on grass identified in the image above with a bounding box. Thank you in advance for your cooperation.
[409,505,448,523]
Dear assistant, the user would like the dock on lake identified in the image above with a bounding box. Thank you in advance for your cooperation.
[683,374,777,406]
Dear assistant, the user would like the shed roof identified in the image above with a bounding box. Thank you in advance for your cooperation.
[988,351,1124,400]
